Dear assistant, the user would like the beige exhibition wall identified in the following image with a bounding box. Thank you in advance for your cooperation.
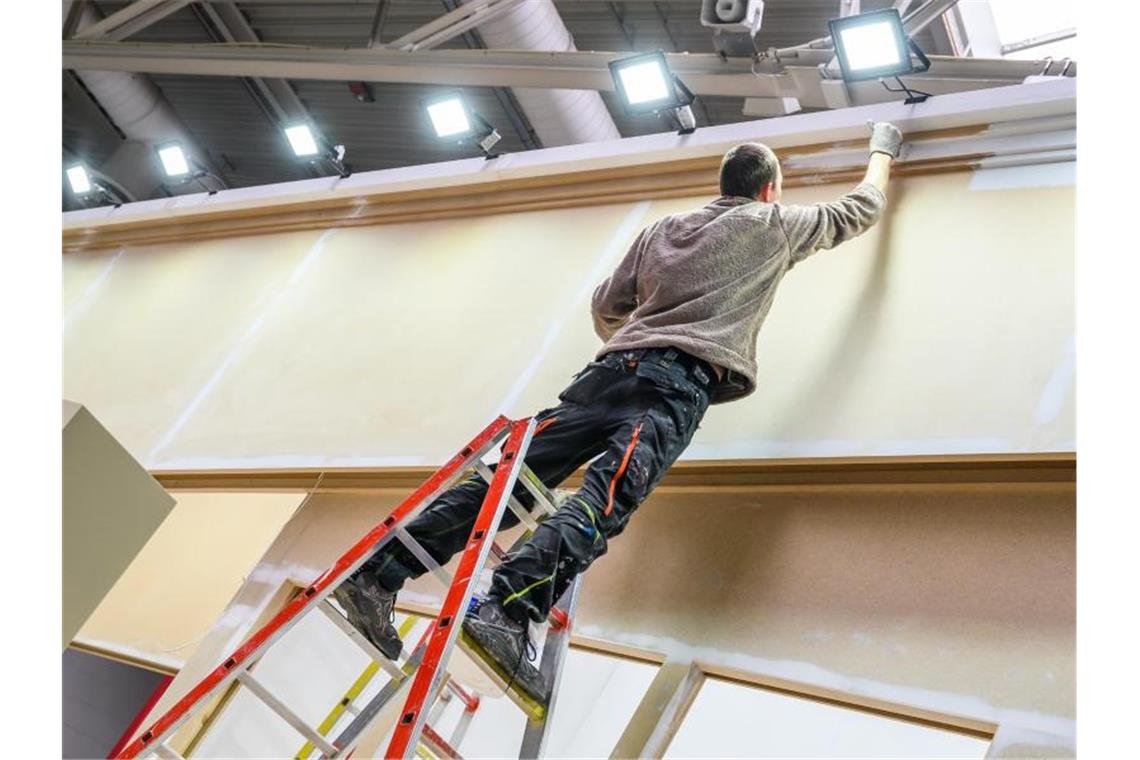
[138,484,1073,757]
[63,166,1074,469]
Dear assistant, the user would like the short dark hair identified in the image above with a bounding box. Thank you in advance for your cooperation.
[719,142,780,199]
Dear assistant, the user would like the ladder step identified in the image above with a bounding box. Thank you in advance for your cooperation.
[421,723,464,759]
[517,466,560,516]
[456,631,546,721]
[318,601,408,682]
[235,670,338,757]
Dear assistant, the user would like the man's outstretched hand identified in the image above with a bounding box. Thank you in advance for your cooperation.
[868,121,904,159]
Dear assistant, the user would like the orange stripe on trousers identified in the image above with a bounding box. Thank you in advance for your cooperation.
[605,423,643,516]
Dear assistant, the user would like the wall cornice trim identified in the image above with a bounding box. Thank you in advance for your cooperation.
[152,452,1075,494]
[63,80,1075,254]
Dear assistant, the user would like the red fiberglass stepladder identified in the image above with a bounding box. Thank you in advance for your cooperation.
[118,416,580,760]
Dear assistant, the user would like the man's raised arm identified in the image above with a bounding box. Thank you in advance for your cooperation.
[779,121,902,265]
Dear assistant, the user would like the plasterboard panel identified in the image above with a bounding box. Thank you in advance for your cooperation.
[63,229,326,461]
[74,492,302,670]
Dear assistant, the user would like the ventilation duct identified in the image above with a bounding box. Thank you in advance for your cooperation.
[461,0,621,147]
[70,3,219,198]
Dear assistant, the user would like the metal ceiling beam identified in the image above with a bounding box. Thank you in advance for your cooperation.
[62,42,1067,103]
[58,42,788,96]
[949,0,1002,57]
[62,0,87,38]
[72,0,165,39]
[74,0,193,42]
[1001,28,1076,56]
[191,2,309,122]
[368,0,390,48]
[901,0,962,37]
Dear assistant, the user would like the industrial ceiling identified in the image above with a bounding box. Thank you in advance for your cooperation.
[61,0,1075,210]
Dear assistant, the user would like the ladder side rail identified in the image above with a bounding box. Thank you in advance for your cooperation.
[450,706,477,750]
[385,419,537,760]
[518,577,584,759]
[447,680,480,749]
[473,461,540,532]
[118,416,512,758]
[426,688,452,728]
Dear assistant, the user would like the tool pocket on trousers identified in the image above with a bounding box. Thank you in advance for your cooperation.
[634,363,706,436]
[558,366,614,405]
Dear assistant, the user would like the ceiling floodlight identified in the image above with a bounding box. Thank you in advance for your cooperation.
[157,142,191,177]
[66,164,92,195]
[423,92,502,158]
[284,124,320,157]
[64,162,129,207]
[608,51,697,134]
[828,8,931,103]
[427,96,471,138]
[283,123,349,177]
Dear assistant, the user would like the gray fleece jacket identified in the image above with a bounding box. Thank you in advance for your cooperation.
[591,182,887,404]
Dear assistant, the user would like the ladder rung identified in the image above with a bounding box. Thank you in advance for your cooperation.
[235,670,338,757]
[422,723,464,760]
[474,462,539,532]
[318,601,408,683]
[396,527,454,586]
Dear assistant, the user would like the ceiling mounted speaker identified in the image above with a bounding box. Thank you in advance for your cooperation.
[700,0,764,33]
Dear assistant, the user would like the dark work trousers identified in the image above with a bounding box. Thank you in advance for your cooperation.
[356,346,714,625]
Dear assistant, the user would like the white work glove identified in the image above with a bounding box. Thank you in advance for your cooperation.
[868,121,904,159]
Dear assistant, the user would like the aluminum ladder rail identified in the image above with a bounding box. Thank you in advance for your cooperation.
[117,416,578,760]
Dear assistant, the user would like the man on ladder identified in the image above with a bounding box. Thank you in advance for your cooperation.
[335,122,904,706]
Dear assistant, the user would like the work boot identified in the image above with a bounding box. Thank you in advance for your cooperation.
[332,573,403,661]
[461,598,548,705]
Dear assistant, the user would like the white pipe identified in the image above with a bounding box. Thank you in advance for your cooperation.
[459,0,620,147]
